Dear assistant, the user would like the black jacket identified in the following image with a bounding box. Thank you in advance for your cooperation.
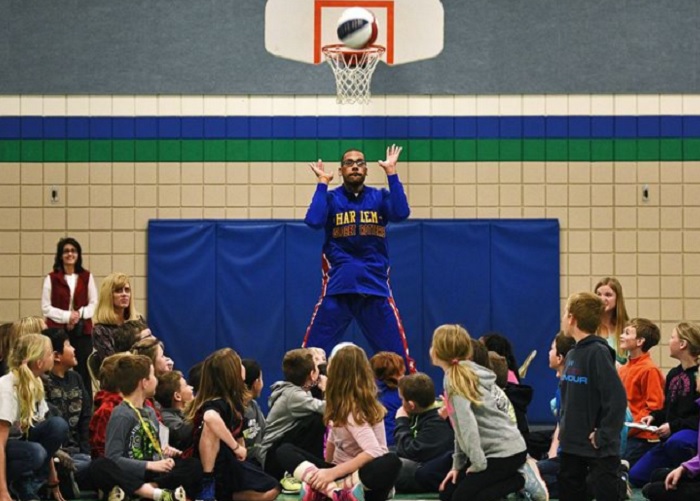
[559,335,627,457]
[394,406,454,463]
[650,364,700,434]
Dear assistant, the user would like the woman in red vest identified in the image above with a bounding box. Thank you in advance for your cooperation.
[41,237,97,397]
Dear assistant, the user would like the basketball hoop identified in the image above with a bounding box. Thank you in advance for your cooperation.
[322,44,385,105]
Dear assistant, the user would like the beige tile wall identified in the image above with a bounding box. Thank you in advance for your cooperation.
[1,94,699,374]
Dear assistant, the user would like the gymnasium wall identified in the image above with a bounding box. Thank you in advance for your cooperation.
[1,93,699,383]
[2,0,700,415]
[1,1,699,94]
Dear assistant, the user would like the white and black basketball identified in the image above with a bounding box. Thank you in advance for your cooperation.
[336,7,378,50]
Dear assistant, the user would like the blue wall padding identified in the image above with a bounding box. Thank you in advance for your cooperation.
[148,219,560,422]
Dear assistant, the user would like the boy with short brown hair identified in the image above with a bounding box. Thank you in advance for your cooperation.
[90,353,131,459]
[104,355,201,501]
[559,292,627,501]
[393,373,454,493]
[155,371,195,451]
[618,318,665,466]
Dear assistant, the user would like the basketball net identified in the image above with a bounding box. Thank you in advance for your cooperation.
[322,44,385,105]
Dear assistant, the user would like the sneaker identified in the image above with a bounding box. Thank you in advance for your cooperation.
[299,482,326,501]
[281,473,302,495]
[196,477,216,501]
[161,487,186,501]
[331,483,364,501]
[619,461,632,500]
[107,486,126,501]
[9,478,41,501]
[345,483,364,501]
[519,456,549,501]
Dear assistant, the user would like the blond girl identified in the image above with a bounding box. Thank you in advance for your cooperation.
[431,324,528,501]
[0,333,69,501]
[629,322,700,487]
[277,345,401,501]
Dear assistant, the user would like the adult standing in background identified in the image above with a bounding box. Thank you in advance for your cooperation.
[302,144,415,373]
[92,272,141,368]
[41,237,97,397]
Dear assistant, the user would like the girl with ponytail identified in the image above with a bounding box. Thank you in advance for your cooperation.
[431,324,529,501]
[0,333,69,501]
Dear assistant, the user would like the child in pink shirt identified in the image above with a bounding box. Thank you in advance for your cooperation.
[275,345,401,501]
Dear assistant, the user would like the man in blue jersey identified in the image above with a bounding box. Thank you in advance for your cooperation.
[302,144,415,372]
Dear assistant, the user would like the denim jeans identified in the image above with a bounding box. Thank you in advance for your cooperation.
[5,416,69,483]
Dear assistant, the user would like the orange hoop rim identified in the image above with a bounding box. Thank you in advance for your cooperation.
[321,44,386,57]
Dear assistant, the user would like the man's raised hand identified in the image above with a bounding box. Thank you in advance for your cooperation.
[309,159,334,184]
[378,144,403,175]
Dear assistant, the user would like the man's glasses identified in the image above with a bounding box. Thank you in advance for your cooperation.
[342,159,367,167]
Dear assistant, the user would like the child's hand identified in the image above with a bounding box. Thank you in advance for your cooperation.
[655,423,671,439]
[665,466,685,490]
[640,415,654,426]
[148,458,175,472]
[164,445,182,458]
[48,484,66,501]
[317,375,327,392]
[439,469,459,491]
[588,430,598,449]
[234,444,247,461]
[309,468,336,491]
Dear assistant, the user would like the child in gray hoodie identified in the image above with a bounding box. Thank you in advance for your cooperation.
[431,324,528,501]
[259,348,326,481]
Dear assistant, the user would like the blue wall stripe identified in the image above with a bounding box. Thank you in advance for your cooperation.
[2,116,700,140]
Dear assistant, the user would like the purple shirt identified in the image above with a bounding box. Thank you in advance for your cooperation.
[681,398,700,477]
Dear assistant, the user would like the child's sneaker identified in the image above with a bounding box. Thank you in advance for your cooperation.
[519,456,549,501]
[331,483,364,501]
[196,477,216,501]
[281,473,302,494]
[107,486,126,501]
[619,460,632,500]
[299,482,326,501]
[345,483,364,501]
[161,486,186,501]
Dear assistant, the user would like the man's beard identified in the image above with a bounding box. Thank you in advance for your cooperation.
[343,172,366,187]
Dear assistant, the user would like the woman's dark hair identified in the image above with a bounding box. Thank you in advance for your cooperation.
[53,237,84,273]
[481,332,520,383]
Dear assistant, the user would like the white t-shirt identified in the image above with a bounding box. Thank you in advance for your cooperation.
[0,372,49,436]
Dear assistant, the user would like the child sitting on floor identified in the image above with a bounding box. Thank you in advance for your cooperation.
[393,372,454,493]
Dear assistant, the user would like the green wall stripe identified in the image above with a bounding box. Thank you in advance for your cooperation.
[2,139,699,163]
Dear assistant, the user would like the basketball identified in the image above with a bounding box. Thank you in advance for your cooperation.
[336,7,378,50]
